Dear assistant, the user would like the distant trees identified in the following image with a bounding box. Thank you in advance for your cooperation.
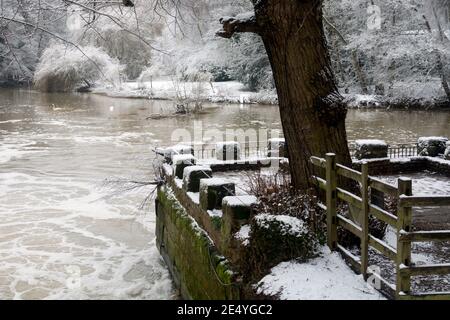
[0,0,448,101]
[0,0,64,84]
[0,0,151,87]
[324,0,450,101]
[0,0,274,91]
[157,0,450,100]
[145,0,274,91]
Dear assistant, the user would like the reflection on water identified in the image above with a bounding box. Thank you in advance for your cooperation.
[346,109,450,145]
[1,88,450,299]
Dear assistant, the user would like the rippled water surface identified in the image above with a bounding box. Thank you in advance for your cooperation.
[1,88,450,299]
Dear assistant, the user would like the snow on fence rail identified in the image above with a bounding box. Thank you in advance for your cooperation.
[311,153,450,300]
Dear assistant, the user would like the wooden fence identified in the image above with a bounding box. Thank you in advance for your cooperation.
[310,153,450,300]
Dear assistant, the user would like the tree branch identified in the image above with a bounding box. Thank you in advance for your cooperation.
[216,12,259,38]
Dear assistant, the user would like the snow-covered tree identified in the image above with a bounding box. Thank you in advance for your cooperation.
[0,0,147,86]
[142,0,273,91]
[1,0,449,101]
[34,43,123,92]
[324,0,450,101]
[0,0,64,84]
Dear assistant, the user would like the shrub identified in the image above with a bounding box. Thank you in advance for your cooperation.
[245,171,325,240]
[34,43,123,92]
[239,171,325,281]
[244,213,320,281]
[243,170,389,275]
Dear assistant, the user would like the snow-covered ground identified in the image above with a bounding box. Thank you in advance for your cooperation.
[256,246,385,300]
[373,173,450,294]
[92,80,278,105]
[93,79,448,110]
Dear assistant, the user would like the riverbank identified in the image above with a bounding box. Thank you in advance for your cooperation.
[92,80,449,110]
[92,80,278,105]
[2,81,447,109]
[345,94,450,110]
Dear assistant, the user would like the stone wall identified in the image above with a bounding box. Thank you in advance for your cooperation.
[156,147,267,300]
[156,186,241,300]
[155,140,450,300]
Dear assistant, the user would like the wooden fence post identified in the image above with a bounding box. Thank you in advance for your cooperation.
[361,162,370,280]
[397,177,413,298]
[326,153,338,250]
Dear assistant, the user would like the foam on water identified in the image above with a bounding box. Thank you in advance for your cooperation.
[0,140,43,164]
[0,95,176,300]
[0,119,23,124]
[0,169,174,300]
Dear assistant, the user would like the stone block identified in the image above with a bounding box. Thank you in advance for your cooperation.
[221,196,257,250]
[172,154,196,179]
[354,139,388,160]
[183,165,212,192]
[418,137,448,157]
[159,144,194,164]
[199,178,236,211]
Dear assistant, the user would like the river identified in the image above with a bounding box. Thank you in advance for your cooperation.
[1,88,450,299]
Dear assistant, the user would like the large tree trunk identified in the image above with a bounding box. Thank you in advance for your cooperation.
[218,0,351,189]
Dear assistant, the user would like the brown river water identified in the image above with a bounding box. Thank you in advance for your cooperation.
[1,88,450,299]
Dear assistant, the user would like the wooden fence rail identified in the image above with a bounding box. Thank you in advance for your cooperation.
[311,153,450,300]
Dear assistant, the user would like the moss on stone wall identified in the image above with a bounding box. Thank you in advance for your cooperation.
[156,186,241,300]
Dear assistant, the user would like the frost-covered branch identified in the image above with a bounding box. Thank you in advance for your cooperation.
[1,15,106,74]
[0,0,167,86]
[62,0,162,52]
[323,16,348,45]
[216,12,260,38]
